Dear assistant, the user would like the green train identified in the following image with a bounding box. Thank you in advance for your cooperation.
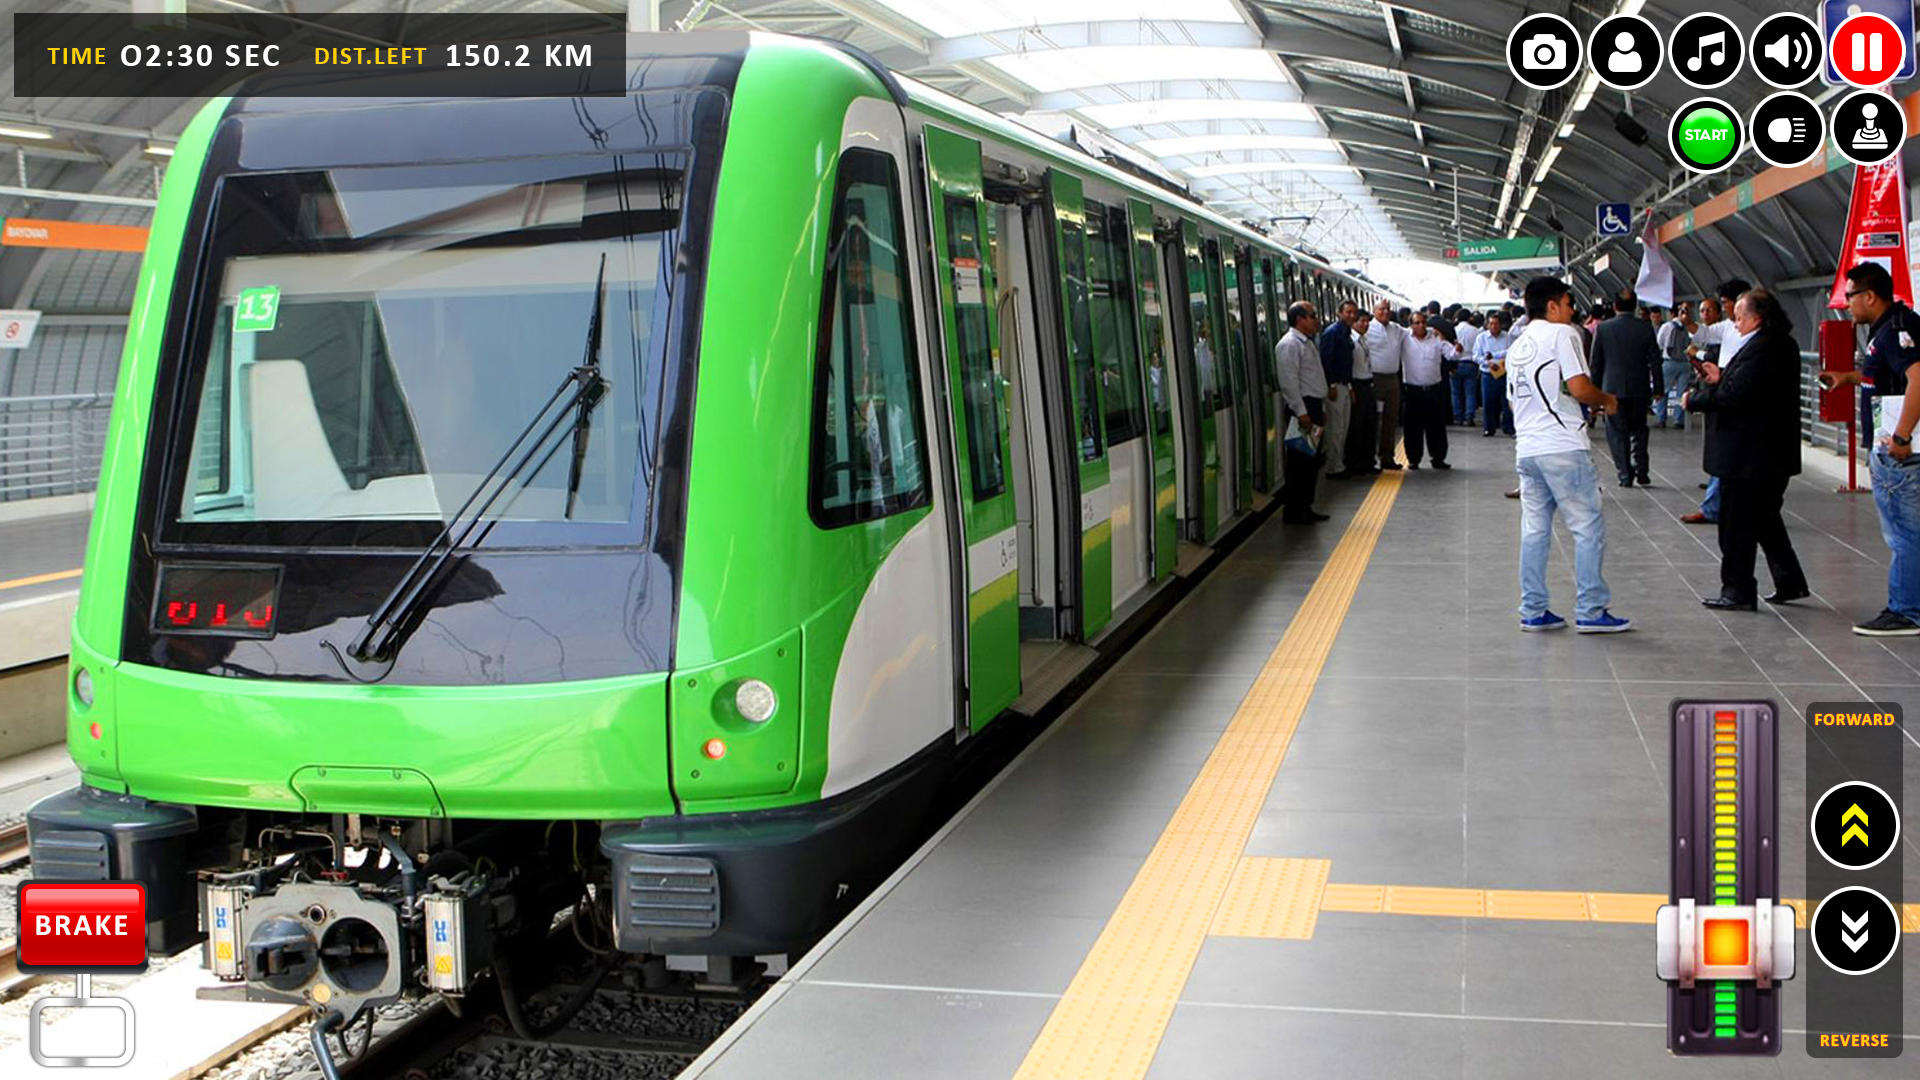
[27,33,1387,1023]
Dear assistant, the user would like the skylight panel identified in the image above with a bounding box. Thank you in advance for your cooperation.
[1074,99,1316,129]
[1136,133,1343,157]
[876,0,1245,39]
[987,46,1287,93]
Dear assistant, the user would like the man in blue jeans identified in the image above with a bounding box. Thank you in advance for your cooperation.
[1507,276,1631,633]
[1475,311,1515,436]
[1834,262,1920,634]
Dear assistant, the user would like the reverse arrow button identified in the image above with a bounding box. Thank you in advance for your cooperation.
[1841,910,1870,952]
[1811,887,1900,976]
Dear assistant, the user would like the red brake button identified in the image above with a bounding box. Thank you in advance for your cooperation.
[17,883,149,972]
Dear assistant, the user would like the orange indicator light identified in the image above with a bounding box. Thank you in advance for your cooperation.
[88,721,101,740]
[1702,918,1750,967]
[703,738,727,760]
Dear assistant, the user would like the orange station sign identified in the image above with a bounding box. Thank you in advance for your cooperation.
[1,217,148,253]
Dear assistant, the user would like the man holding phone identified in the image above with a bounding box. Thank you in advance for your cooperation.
[1509,276,1631,634]
[1830,262,1920,634]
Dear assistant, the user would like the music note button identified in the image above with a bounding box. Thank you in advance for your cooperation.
[1670,11,1744,89]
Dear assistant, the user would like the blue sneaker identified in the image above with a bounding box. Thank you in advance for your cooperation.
[1520,611,1567,632]
[1576,610,1632,634]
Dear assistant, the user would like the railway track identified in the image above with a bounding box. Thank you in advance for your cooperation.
[0,822,35,1000]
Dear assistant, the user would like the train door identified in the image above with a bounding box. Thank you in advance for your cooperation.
[1174,219,1218,540]
[1202,238,1239,529]
[921,126,1019,732]
[1043,170,1113,640]
[1257,255,1282,493]
[987,189,1058,652]
[1129,199,1178,580]
[1086,199,1152,612]
[1221,245,1254,513]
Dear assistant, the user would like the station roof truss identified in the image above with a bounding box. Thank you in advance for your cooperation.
[0,1,1897,317]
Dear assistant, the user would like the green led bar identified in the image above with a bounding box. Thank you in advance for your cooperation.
[1713,713,1739,1037]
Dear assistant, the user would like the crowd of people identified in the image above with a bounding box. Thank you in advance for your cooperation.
[1272,265,1920,639]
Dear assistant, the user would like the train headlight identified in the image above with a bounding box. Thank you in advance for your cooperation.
[734,679,778,723]
[73,667,94,709]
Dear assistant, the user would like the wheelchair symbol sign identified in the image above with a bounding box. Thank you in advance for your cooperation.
[1596,202,1633,237]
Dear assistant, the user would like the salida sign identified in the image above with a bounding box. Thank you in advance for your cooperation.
[1446,235,1563,273]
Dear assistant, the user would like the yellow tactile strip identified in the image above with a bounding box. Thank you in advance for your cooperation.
[1211,857,1331,939]
[1223,861,1920,935]
[1013,471,1405,1080]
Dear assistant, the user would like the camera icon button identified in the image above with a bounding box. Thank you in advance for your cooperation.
[1506,12,1583,91]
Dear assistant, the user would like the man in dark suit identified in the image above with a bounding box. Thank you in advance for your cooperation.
[1587,288,1663,486]
[1684,288,1809,610]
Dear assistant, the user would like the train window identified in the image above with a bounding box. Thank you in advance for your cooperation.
[810,148,930,527]
[1131,223,1171,439]
[1186,241,1218,414]
[1086,202,1145,445]
[1203,241,1232,410]
[942,193,1005,503]
[1220,248,1245,401]
[1059,207,1105,462]
[173,161,676,528]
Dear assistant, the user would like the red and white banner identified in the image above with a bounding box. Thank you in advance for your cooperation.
[1829,154,1914,308]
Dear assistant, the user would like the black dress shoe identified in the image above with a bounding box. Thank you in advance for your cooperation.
[1408,461,1421,470]
[1702,596,1757,611]
[1381,462,1404,471]
[1636,474,1651,485]
[1433,461,1452,470]
[1765,587,1811,605]
[1619,479,1634,488]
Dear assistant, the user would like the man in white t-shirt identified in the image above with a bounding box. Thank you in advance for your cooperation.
[1509,276,1631,633]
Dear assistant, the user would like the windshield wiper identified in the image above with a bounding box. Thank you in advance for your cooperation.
[564,255,610,517]
[344,258,610,665]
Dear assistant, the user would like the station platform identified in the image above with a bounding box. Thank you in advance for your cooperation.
[687,427,1920,1079]
[0,495,87,673]
[0,494,88,606]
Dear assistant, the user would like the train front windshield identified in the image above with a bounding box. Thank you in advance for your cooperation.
[169,159,684,534]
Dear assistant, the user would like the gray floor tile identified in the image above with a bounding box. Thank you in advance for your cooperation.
[1148,1004,1465,1080]
[1462,921,1658,1024]
[1462,812,1667,892]
[1188,914,1467,1014]
[703,983,1053,1080]
[1459,1017,1785,1079]
[1265,764,1466,817]
[877,846,1145,920]
[1247,808,1465,885]
[804,906,1103,997]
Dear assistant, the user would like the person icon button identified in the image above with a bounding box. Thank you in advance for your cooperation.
[1588,13,1661,90]
[1608,30,1643,75]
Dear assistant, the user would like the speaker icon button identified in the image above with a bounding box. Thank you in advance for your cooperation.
[1753,12,1822,88]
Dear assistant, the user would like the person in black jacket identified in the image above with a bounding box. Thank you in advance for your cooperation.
[1588,289,1664,486]
[1684,288,1809,610]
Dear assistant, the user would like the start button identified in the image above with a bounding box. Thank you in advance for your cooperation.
[1670,98,1743,173]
